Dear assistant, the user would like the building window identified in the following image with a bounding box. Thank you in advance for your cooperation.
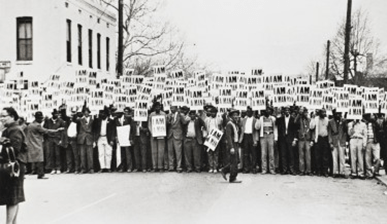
[106,37,110,71]
[97,33,101,69]
[66,19,71,62]
[17,17,33,61]
[88,29,92,68]
[78,24,82,65]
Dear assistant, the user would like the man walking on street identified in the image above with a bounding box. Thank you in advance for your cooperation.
[26,112,63,179]
[310,108,330,177]
[221,109,242,183]
[328,110,348,178]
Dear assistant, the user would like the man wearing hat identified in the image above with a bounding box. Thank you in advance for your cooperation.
[183,110,206,172]
[113,108,136,172]
[239,106,259,174]
[43,109,66,174]
[221,108,242,183]
[255,106,278,175]
[204,106,223,173]
[25,112,64,179]
[66,107,81,174]
[327,110,347,178]
[77,107,95,174]
[94,109,115,172]
[148,102,168,171]
[167,105,188,172]
[276,106,297,175]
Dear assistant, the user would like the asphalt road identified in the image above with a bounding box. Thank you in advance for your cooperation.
[2,172,387,224]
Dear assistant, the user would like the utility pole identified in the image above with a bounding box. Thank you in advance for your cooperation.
[343,0,352,84]
[316,62,319,83]
[117,0,124,78]
[326,40,330,80]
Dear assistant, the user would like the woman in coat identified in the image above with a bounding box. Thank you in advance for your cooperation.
[0,107,27,224]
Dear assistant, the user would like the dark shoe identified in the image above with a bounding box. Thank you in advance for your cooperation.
[230,180,242,183]
[252,169,257,174]
[159,169,164,172]
[221,169,227,181]
[374,173,381,177]
[37,176,48,179]
[89,169,94,174]
[169,169,175,172]
[299,172,305,176]
[187,169,192,173]
[359,175,366,180]
[177,170,182,173]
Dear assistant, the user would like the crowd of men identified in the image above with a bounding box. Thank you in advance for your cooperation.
[18,101,387,182]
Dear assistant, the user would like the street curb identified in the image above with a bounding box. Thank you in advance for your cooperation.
[375,176,387,187]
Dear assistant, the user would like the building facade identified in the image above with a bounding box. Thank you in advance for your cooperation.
[0,0,116,83]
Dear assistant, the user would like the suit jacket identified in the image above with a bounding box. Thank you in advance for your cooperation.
[43,117,65,144]
[77,116,95,145]
[167,112,188,140]
[239,116,259,144]
[183,117,206,144]
[94,117,115,144]
[294,115,314,141]
[328,118,347,147]
[225,121,239,150]
[276,115,296,141]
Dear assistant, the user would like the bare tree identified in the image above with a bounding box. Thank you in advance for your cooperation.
[329,9,385,84]
[101,0,187,76]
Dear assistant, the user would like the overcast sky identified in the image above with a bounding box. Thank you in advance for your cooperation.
[160,0,387,75]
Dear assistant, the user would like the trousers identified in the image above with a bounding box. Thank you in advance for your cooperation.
[168,138,183,171]
[150,138,166,170]
[45,140,61,171]
[365,140,380,177]
[298,140,311,174]
[184,138,201,171]
[98,137,112,170]
[332,145,345,175]
[350,138,364,177]
[79,144,93,172]
[261,133,275,173]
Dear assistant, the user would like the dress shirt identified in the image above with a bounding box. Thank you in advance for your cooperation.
[367,122,374,139]
[285,115,290,135]
[318,118,328,137]
[100,119,107,136]
[85,116,90,124]
[244,117,254,134]
[186,120,196,137]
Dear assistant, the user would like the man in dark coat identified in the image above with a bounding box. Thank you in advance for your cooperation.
[221,109,242,183]
[276,106,297,174]
[77,107,95,173]
[94,109,115,172]
[43,109,65,174]
[183,110,206,172]
[25,111,63,179]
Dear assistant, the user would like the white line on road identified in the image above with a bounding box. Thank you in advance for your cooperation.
[48,193,117,224]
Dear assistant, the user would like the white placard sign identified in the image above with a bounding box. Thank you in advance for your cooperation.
[117,125,131,147]
[363,91,379,114]
[134,100,148,122]
[151,115,167,137]
[296,85,310,106]
[309,88,323,110]
[204,128,224,151]
[251,90,266,111]
[335,90,349,113]
[347,98,363,120]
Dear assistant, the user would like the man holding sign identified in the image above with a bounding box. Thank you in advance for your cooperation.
[148,102,167,172]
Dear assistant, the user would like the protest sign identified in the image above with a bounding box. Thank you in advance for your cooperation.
[151,115,167,137]
[117,125,131,147]
[251,89,266,111]
[322,93,334,115]
[296,85,310,107]
[134,100,148,122]
[309,88,323,110]
[347,98,363,120]
[204,128,224,151]
[335,90,349,113]
[363,90,379,114]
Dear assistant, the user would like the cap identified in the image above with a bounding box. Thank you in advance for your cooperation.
[34,111,44,119]
[228,108,240,116]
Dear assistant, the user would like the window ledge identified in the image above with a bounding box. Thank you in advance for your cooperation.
[16,61,33,65]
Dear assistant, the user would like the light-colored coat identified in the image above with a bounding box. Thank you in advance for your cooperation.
[239,116,259,144]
